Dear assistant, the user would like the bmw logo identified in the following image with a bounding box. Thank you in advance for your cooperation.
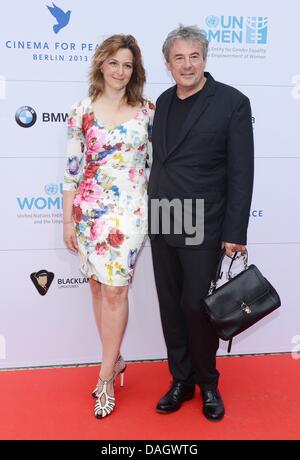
[15,106,37,128]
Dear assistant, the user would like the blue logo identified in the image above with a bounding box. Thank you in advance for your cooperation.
[205,16,219,28]
[246,17,268,44]
[202,15,268,45]
[17,184,63,210]
[44,184,59,195]
[46,2,71,34]
[15,106,37,128]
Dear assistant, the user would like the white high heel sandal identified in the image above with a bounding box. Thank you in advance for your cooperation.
[94,374,116,419]
[92,355,126,398]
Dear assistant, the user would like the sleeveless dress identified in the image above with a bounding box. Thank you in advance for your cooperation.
[63,97,154,286]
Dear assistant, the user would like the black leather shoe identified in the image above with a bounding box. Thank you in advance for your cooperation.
[156,382,195,414]
[201,388,225,421]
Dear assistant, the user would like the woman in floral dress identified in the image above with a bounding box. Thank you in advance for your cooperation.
[63,35,154,418]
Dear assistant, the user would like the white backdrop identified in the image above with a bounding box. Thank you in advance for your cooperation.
[0,0,299,368]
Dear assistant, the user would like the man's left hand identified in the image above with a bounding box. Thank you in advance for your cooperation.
[222,241,246,257]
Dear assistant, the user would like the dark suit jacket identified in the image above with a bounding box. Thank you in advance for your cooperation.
[148,72,254,248]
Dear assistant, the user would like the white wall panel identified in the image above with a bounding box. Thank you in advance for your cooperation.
[0,0,299,367]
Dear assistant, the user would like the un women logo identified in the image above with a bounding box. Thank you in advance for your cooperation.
[205,16,219,28]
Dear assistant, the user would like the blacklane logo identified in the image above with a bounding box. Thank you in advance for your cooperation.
[57,277,89,288]
[46,3,71,34]
[30,269,54,296]
[15,106,37,128]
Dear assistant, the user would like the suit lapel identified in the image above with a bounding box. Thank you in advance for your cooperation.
[166,73,216,159]
[159,86,176,159]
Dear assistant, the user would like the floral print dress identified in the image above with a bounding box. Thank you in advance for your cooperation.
[63,97,154,286]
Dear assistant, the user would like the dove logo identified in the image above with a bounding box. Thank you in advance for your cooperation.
[46,2,71,34]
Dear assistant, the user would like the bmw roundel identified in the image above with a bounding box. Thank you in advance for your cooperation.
[15,106,37,128]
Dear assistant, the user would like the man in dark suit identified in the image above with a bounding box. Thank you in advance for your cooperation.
[148,25,254,421]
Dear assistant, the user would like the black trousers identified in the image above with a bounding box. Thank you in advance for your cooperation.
[151,235,220,390]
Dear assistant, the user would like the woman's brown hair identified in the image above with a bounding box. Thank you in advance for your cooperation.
[89,34,146,106]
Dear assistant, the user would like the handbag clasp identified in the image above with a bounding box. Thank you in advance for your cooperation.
[241,302,251,314]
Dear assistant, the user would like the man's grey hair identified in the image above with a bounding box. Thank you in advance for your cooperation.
[162,24,209,62]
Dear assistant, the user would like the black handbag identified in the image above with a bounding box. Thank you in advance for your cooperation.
[203,250,281,353]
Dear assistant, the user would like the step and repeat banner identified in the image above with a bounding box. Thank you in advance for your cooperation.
[0,0,299,368]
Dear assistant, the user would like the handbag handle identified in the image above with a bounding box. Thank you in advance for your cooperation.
[206,248,248,354]
[208,249,248,295]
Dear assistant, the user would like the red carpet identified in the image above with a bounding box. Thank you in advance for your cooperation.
[0,355,299,440]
